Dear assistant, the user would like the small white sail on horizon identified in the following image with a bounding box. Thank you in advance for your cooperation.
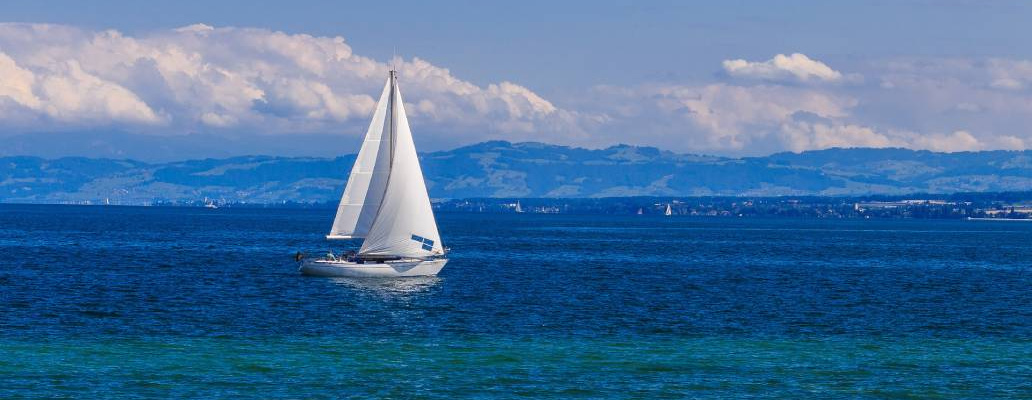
[664,204,672,216]
[301,70,447,277]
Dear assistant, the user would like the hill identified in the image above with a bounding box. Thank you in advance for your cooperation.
[1,142,1030,204]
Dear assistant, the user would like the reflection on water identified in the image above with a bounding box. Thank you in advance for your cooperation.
[329,276,443,298]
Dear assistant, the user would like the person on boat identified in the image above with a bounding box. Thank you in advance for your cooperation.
[294,251,304,262]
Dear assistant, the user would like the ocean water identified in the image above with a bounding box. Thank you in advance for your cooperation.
[1,204,1031,398]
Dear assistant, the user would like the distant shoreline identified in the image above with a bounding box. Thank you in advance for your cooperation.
[4,193,1031,221]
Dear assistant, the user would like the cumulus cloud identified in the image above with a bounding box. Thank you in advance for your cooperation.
[0,49,161,126]
[994,135,1027,150]
[850,57,1032,151]
[0,52,40,108]
[908,130,982,152]
[594,54,1030,154]
[651,83,855,149]
[0,22,587,142]
[590,82,921,153]
[987,59,1032,90]
[589,75,1029,154]
[779,122,897,152]
[722,53,851,83]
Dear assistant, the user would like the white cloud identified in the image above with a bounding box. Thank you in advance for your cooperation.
[987,59,1032,90]
[994,135,1027,150]
[850,57,1032,152]
[0,22,585,142]
[722,53,848,83]
[39,60,162,124]
[780,122,897,152]
[656,83,854,149]
[908,130,982,153]
[588,83,862,152]
[0,49,160,125]
[587,76,1029,154]
[0,52,40,109]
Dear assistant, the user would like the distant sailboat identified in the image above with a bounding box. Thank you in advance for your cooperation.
[515,200,524,213]
[636,207,644,215]
[299,70,447,277]
[664,204,672,216]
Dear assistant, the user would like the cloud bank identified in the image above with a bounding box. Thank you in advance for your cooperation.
[585,54,1031,154]
[0,23,586,144]
[0,23,1029,155]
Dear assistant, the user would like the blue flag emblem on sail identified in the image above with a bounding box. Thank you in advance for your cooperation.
[411,234,434,251]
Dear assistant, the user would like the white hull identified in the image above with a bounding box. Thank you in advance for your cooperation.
[300,258,447,277]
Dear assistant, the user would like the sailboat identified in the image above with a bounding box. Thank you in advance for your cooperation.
[636,207,643,215]
[664,204,673,216]
[299,70,447,277]
[514,200,524,213]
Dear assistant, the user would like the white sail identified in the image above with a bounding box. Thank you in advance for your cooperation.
[665,204,672,216]
[359,73,444,258]
[327,79,394,239]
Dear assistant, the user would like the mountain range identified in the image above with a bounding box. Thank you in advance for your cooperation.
[2,141,1030,204]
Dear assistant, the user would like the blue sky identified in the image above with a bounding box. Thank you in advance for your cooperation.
[2,0,1032,158]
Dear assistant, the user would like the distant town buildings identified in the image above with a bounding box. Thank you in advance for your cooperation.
[76,193,1032,221]
[431,196,1032,220]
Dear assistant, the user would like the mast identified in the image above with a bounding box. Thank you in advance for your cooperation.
[388,69,396,171]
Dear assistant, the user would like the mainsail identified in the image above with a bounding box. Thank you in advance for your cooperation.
[329,71,444,259]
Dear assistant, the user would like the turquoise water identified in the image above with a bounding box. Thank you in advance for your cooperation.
[5,337,1031,398]
[1,205,1031,398]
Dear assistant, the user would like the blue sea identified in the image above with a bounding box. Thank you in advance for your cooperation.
[1,204,1031,398]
